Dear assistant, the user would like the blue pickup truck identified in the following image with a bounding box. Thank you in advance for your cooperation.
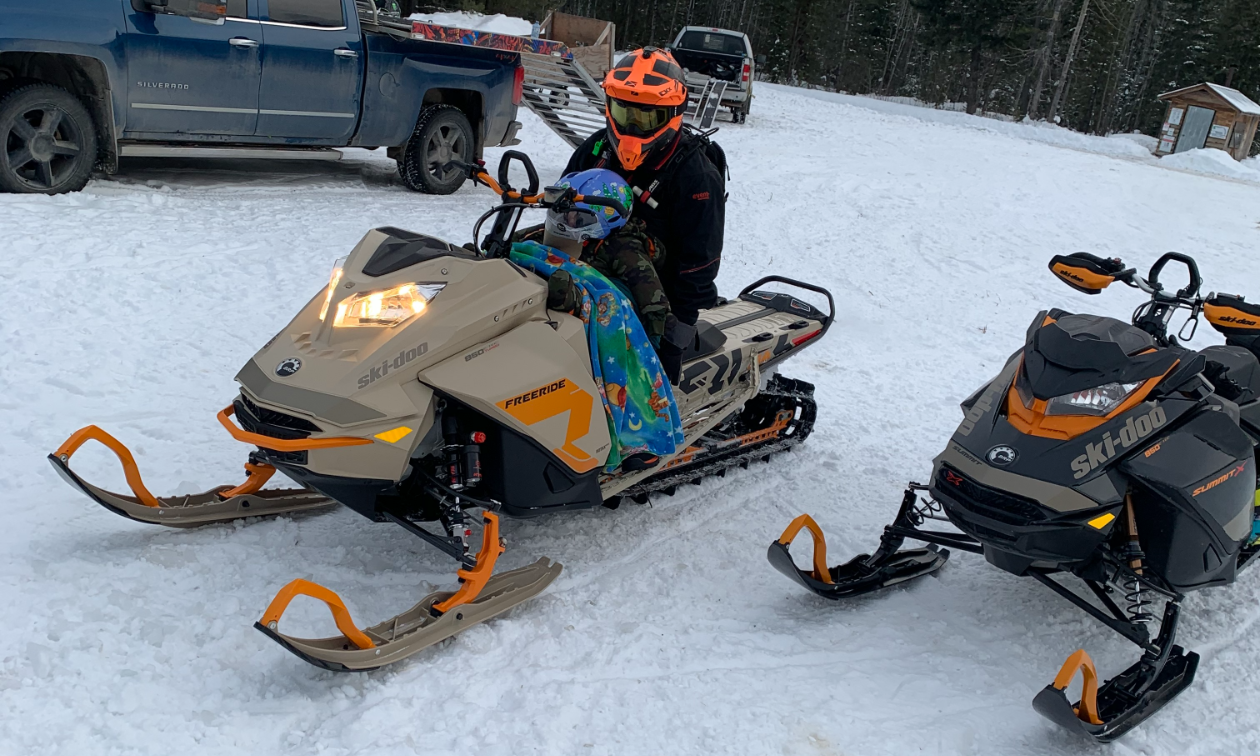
[0,0,524,194]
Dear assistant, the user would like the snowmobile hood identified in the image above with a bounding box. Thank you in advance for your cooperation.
[1023,312,1180,401]
[235,227,547,430]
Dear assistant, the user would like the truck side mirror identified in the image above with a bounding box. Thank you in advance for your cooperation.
[755,54,767,66]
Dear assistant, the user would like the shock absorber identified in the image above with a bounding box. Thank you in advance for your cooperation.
[442,413,464,489]
[1122,493,1153,624]
[463,431,485,487]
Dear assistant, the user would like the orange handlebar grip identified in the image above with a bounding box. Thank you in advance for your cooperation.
[260,578,375,650]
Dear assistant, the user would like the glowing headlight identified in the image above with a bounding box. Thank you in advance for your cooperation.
[324,282,445,328]
[1045,381,1144,416]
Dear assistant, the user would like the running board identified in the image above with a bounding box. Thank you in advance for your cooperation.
[119,145,344,161]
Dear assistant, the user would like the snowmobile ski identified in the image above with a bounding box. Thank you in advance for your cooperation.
[256,512,562,671]
[48,424,334,527]
[767,486,952,599]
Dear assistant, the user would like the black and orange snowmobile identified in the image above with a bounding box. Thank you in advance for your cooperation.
[770,252,1260,742]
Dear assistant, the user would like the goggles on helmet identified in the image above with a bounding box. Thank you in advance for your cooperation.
[608,99,674,137]
[546,207,604,241]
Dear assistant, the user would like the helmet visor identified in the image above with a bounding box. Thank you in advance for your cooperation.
[546,207,603,240]
[608,98,672,137]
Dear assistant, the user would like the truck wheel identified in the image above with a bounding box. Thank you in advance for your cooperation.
[0,84,97,194]
[400,104,473,195]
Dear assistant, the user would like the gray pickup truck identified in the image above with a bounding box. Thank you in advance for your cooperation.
[0,0,524,194]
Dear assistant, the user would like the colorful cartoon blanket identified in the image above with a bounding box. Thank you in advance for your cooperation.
[510,241,684,470]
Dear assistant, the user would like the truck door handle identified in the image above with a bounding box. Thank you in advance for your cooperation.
[334,49,359,58]
[229,37,260,48]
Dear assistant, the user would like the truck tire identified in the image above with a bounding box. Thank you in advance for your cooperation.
[400,104,474,195]
[0,83,98,195]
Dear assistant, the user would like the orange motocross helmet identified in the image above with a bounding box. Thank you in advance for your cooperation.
[601,48,689,172]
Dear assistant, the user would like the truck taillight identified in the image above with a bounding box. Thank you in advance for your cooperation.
[742,62,750,83]
[512,65,525,106]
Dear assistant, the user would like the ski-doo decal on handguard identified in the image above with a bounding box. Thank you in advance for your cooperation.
[1070,406,1166,479]
[497,379,598,473]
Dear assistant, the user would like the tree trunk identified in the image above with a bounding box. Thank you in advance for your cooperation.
[1029,0,1069,120]
[965,43,982,115]
[1049,0,1091,123]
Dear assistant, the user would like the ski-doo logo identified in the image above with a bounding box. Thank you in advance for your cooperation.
[957,379,1006,437]
[1070,407,1167,479]
[356,343,429,389]
[1193,463,1247,497]
[1217,314,1258,327]
[987,445,1018,466]
[275,358,302,377]
[500,379,568,409]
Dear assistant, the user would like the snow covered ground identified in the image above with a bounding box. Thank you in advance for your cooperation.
[4,82,1260,756]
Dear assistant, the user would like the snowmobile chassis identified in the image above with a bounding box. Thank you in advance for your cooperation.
[770,483,1244,741]
[49,153,833,673]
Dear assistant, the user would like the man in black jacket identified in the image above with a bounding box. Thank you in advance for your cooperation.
[564,47,726,383]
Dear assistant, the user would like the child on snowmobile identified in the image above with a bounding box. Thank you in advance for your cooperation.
[509,169,685,471]
[517,169,688,384]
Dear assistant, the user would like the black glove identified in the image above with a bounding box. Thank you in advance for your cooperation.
[658,316,697,386]
[658,341,683,385]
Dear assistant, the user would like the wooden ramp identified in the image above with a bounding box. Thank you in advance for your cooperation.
[521,12,615,148]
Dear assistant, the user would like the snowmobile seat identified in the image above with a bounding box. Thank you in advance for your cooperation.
[1200,344,1260,405]
[682,321,727,362]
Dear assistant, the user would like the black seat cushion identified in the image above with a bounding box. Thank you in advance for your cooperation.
[682,321,727,362]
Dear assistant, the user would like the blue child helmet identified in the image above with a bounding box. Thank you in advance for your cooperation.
[545,168,635,242]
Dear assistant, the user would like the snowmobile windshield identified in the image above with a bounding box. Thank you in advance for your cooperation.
[608,99,672,137]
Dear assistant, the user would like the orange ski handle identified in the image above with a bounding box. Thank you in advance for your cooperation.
[53,425,163,508]
[217,405,373,451]
[433,512,506,615]
[1050,649,1103,725]
[776,514,834,585]
[260,578,375,650]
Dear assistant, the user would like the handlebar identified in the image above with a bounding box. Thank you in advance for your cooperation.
[1146,252,1202,300]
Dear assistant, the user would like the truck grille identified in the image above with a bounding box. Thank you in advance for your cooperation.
[935,464,1049,524]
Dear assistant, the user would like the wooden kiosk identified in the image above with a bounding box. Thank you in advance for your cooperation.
[1155,83,1260,160]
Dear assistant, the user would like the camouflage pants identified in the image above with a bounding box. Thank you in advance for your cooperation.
[535,219,673,346]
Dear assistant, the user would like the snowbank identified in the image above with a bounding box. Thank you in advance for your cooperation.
[1108,131,1159,154]
[1161,146,1260,182]
[408,11,533,36]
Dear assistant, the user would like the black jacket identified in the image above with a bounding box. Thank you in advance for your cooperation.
[564,128,724,325]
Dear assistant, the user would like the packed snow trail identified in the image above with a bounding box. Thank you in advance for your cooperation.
[3,84,1260,756]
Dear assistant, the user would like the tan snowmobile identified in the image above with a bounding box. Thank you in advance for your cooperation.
[49,152,833,671]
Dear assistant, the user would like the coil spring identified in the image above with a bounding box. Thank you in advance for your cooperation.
[908,496,944,527]
[1124,574,1153,624]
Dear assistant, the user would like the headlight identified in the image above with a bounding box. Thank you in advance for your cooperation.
[1045,381,1144,416]
[322,281,445,328]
